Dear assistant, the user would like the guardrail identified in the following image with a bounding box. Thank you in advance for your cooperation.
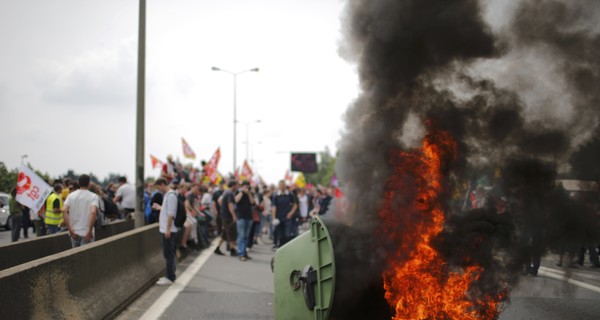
[0,219,136,270]
[0,224,163,319]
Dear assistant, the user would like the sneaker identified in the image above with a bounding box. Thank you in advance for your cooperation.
[239,256,248,262]
[156,277,173,286]
[214,247,225,256]
[244,254,253,260]
[230,248,238,257]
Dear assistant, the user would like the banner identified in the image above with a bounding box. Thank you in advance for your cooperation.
[150,154,164,169]
[294,172,307,189]
[15,163,52,213]
[284,170,293,185]
[240,160,254,182]
[181,138,196,160]
[205,148,221,184]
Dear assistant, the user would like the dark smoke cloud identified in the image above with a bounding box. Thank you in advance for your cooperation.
[336,0,600,317]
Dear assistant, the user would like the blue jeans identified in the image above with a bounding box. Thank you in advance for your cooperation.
[237,219,253,257]
[274,218,294,248]
[47,225,60,235]
[71,235,94,247]
[162,232,177,281]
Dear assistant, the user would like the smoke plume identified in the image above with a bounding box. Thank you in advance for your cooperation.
[336,0,600,317]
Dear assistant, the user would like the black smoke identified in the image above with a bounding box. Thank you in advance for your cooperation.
[336,0,600,318]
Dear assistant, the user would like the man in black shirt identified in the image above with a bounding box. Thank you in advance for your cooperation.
[218,181,238,256]
[235,181,255,261]
[212,181,226,255]
[271,181,298,249]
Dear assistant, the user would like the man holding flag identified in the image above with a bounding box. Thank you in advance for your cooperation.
[13,163,53,242]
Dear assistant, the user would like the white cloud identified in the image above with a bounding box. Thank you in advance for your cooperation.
[40,39,136,108]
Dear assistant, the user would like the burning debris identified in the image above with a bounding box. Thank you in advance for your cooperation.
[336,0,600,319]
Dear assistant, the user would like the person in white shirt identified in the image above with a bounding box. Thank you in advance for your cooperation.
[152,178,178,285]
[63,174,99,248]
[114,176,136,219]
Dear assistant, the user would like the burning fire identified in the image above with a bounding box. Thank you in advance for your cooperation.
[379,128,504,319]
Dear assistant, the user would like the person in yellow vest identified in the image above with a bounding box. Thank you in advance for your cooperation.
[45,184,64,235]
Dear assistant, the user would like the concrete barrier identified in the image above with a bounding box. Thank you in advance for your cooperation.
[0,224,164,320]
[0,219,136,270]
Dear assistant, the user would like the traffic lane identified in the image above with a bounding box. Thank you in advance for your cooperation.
[0,225,38,245]
[500,275,600,319]
[160,244,275,320]
[0,228,12,244]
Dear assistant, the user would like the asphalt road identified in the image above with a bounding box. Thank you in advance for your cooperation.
[0,224,36,244]
[500,274,600,319]
[114,238,600,320]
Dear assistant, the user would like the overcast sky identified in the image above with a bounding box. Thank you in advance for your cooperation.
[0,0,358,183]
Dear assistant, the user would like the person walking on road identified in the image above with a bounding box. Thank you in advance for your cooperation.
[63,175,99,248]
[153,178,178,286]
[235,181,255,261]
[9,188,23,242]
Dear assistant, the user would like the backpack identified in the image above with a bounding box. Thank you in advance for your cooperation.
[167,191,187,228]
[102,196,120,219]
[144,191,153,221]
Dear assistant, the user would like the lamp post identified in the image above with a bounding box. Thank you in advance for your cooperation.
[239,119,261,162]
[134,0,146,228]
[211,66,259,173]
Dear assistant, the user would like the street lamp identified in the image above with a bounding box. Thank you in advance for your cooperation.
[238,119,261,162]
[211,66,259,173]
[21,155,28,163]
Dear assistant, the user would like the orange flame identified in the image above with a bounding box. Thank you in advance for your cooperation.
[379,129,504,319]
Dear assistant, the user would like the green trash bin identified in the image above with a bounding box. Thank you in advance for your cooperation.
[273,216,391,320]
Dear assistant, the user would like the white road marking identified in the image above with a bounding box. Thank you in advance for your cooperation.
[538,266,600,294]
[140,239,219,320]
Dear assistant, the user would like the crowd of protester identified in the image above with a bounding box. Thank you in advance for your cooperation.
[2,154,337,288]
[151,158,337,285]
[5,174,141,246]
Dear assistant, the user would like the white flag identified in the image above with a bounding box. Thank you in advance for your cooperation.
[15,163,52,213]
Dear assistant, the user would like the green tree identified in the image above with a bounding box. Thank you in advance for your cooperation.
[0,162,18,193]
[305,147,337,187]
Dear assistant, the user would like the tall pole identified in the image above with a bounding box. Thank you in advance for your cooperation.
[245,123,250,162]
[134,0,146,228]
[233,74,237,174]
[211,66,259,174]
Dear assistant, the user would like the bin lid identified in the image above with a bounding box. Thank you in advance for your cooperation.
[274,217,335,320]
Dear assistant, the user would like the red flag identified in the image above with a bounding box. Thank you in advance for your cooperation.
[181,138,196,160]
[204,148,221,184]
[150,154,164,169]
[240,160,254,181]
